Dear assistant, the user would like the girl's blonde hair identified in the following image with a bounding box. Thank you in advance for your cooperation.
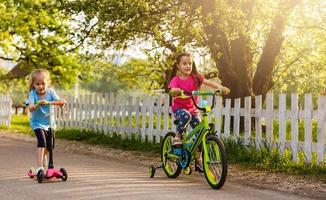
[28,69,51,92]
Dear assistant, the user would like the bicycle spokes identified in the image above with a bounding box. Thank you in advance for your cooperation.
[207,142,222,182]
[203,136,227,189]
[161,132,182,178]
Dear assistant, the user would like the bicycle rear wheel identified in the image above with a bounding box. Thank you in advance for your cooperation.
[202,135,227,189]
[161,131,182,178]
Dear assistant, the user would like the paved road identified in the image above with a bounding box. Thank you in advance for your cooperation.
[0,136,314,200]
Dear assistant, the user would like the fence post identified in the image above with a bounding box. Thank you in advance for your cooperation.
[214,96,222,137]
[135,97,140,135]
[163,94,170,136]
[317,95,326,163]
[223,99,231,138]
[148,96,154,142]
[244,96,251,145]
[290,93,299,161]
[304,94,312,162]
[127,96,133,138]
[121,94,126,137]
[266,93,274,148]
[233,98,241,142]
[255,95,262,149]
[156,95,163,143]
[104,93,109,135]
[109,93,114,134]
[141,96,147,142]
[279,94,286,155]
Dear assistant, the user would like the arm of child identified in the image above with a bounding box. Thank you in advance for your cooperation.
[202,79,230,95]
[169,88,183,97]
[27,91,38,112]
[50,88,65,107]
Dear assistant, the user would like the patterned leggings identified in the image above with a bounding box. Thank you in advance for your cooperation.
[174,108,200,135]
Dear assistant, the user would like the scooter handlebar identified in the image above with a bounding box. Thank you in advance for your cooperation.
[36,100,65,106]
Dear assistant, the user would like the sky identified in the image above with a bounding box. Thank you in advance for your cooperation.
[0,59,16,71]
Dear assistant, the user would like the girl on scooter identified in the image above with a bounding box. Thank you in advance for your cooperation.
[27,69,64,175]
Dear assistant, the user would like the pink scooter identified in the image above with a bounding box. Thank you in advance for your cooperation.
[27,100,68,183]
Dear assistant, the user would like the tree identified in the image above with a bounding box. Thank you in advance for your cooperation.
[0,0,90,87]
[64,0,325,98]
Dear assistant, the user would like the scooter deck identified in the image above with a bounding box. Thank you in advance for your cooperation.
[28,168,64,179]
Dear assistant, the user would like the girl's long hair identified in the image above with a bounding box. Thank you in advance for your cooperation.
[28,69,51,92]
[168,52,203,88]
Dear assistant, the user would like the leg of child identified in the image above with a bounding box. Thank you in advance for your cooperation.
[37,147,45,168]
[174,109,192,145]
[43,149,48,168]
[34,129,47,173]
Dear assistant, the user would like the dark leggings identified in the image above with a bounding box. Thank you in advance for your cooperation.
[34,128,53,150]
[174,108,200,134]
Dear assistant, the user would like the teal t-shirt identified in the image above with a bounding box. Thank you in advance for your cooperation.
[27,88,59,130]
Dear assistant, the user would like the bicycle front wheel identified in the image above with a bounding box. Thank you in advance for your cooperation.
[161,131,182,178]
[202,135,228,189]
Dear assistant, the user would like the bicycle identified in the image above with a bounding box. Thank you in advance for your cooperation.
[149,90,228,189]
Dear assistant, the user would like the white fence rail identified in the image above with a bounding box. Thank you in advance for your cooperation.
[55,93,326,163]
[0,94,12,127]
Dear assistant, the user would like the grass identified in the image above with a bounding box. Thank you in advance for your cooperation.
[225,139,326,181]
[0,115,33,136]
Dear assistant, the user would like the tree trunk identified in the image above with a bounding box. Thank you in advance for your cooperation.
[253,0,301,95]
[194,0,299,99]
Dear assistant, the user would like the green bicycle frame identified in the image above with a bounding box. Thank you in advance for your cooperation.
[170,90,222,164]
[181,107,212,161]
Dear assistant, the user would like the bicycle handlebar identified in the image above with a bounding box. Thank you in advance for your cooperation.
[177,90,223,112]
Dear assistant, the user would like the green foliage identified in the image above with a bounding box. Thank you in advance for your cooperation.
[63,0,326,95]
[272,0,326,95]
[81,58,164,93]
[0,0,91,88]
[224,139,326,179]
[0,115,33,135]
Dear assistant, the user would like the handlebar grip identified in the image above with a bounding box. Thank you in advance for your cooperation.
[51,100,65,106]
[192,91,214,95]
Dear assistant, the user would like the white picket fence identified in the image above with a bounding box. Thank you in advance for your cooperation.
[54,93,326,163]
[0,94,12,127]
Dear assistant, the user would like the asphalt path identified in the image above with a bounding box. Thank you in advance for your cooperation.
[0,136,315,200]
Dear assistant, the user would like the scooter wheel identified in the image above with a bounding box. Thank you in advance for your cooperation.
[149,166,155,178]
[60,168,68,181]
[37,169,44,183]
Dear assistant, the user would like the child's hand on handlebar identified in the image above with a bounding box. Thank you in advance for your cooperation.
[221,86,230,95]
[217,86,230,95]
[169,88,183,97]
[36,100,48,106]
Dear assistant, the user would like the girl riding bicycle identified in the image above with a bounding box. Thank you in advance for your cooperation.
[27,69,65,175]
[168,52,230,146]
